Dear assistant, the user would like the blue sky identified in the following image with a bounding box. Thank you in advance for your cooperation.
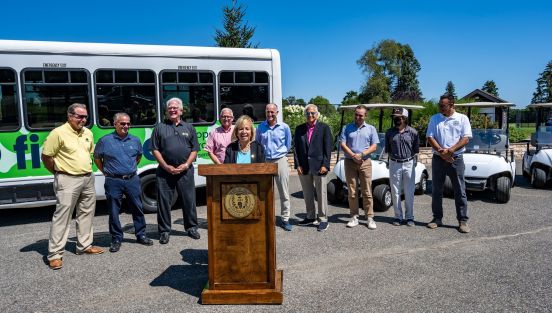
[1,0,551,107]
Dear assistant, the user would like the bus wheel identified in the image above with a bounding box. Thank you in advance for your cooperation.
[140,173,158,213]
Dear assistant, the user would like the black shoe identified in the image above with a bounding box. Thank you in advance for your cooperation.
[298,218,316,226]
[137,236,153,246]
[109,241,121,253]
[317,221,329,231]
[159,232,170,244]
[188,227,200,240]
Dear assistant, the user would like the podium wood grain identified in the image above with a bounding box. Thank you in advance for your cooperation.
[199,163,283,304]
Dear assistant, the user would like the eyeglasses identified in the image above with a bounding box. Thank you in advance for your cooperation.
[221,116,234,120]
[118,122,131,126]
[167,107,180,111]
[305,112,317,116]
[71,113,88,120]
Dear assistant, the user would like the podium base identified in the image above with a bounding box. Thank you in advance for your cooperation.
[201,270,283,305]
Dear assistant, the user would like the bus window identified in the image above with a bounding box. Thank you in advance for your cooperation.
[160,71,215,125]
[95,69,157,127]
[22,69,91,130]
[0,68,19,131]
[219,71,269,122]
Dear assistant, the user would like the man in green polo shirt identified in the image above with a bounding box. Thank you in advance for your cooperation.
[42,103,104,270]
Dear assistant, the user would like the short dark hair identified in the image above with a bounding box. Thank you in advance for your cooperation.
[355,104,368,112]
[440,94,455,104]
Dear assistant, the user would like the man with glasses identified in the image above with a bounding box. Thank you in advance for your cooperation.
[151,98,201,244]
[204,108,235,164]
[340,104,379,230]
[426,94,472,233]
[293,104,332,231]
[42,103,104,270]
[94,113,153,253]
[258,103,293,231]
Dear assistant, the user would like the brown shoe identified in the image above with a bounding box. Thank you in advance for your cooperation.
[427,219,442,229]
[49,259,63,270]
[76,246,105,255]
[459,222,470,233]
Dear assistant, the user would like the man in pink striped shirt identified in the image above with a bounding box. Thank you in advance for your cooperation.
[205,108,235,164]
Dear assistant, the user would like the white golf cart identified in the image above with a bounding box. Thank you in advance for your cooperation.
[446,102,516,203]
[522,103,552,188]
[326,104,429,211]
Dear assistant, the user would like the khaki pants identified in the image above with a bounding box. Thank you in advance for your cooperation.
[48,173,96,261]
[298,173,328,222]
[266,157,291,222]
[344,158,374,218]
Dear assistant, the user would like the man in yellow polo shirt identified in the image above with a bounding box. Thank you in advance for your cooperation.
[41,103,104,270]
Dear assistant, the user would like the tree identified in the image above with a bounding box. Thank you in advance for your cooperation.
[282,96,306,107]
[342,91,361,105]
[357,39,423,103]
[214,0,258,48]
[308,95,335,115]
[482,80,499,97]
[445,81,456,100]
[531,60,552,104]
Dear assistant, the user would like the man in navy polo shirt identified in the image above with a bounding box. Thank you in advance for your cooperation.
[94,112,153,252]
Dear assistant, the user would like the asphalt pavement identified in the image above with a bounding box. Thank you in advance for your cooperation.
[1,167,551,313]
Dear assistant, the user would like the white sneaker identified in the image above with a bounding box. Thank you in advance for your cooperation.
[347,216,359,228]
[367,217,377,230]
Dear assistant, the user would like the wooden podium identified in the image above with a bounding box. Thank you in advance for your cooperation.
[198,163,283,305]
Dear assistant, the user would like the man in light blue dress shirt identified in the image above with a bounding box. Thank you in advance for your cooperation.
[257,103,293,231]
[340,105,379,230]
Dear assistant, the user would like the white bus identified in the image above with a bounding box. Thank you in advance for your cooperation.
[0,39,282,212]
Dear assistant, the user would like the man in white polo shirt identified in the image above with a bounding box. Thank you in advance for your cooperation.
[426,94,472,233]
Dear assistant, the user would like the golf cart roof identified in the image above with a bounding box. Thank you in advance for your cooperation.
[455,102,515,108]
[527,103,552,108]
[338,104,424,111]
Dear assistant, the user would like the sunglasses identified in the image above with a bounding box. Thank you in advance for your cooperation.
[305,112,317,116]
[118,122,131,126]
[71,113,88,120]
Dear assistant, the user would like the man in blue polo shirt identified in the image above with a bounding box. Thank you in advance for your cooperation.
[257,103,293,231]
[340,105,379,230]
[94,113,153,252]
[426,94,472,233]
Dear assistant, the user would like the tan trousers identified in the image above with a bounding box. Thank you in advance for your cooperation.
[48,173,96,261]
[298,173,328,222]
[344,158,374,218]
[266,156,291,222]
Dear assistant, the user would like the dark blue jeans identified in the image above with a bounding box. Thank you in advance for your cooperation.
[156,166,197,234]
[105,175,146,242]
[431,154,469,222]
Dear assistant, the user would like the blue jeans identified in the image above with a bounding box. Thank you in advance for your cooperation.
[105,175,146,242]
[431,154,469,222]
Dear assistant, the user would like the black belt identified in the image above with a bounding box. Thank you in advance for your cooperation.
[56,171,92,177]
[390,157,414,163]
[106,172,136,180]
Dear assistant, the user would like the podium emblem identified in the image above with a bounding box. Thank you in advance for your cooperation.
[224,186,256,218]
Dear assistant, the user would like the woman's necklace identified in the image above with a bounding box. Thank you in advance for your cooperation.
[239,142,251,153]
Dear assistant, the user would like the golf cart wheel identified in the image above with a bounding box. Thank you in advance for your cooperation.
[443,176,454,198]
[415,172,428,195]
[531,167,546,188]
[373,184,392,212]
[327,178,345,204]
[522,159,530,179]
[496,176,511,203]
